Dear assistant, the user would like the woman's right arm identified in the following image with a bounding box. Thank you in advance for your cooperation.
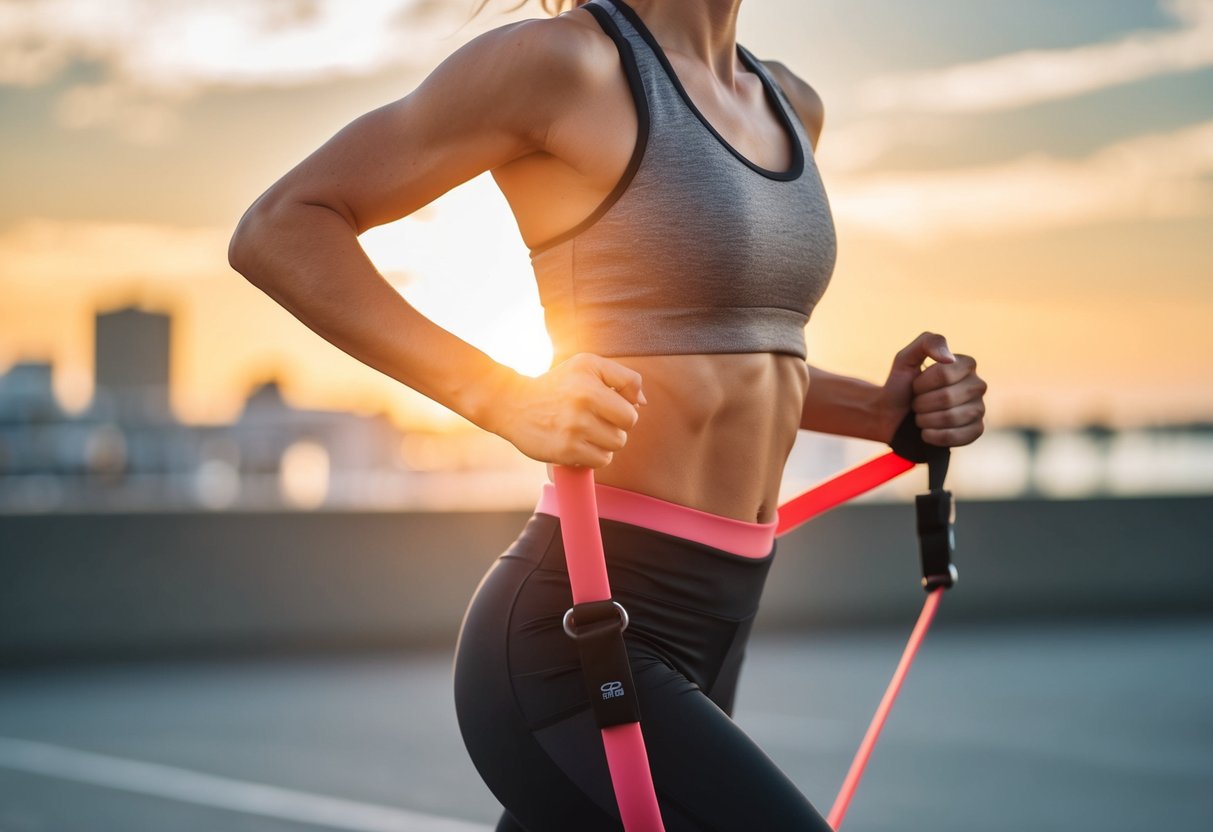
[228,18,643,468]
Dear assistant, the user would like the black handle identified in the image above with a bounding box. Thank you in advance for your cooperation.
[890,411,957,592]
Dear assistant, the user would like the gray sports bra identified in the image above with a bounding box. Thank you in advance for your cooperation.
[529,0,837,363]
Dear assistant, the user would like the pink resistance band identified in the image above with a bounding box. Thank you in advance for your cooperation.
[552,466,665,832]
[537,481,776,558]
[553,450,942,831]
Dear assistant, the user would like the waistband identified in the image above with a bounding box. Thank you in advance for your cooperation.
[535,482,776,558]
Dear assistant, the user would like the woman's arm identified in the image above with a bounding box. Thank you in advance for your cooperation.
[802,333,987,447]
[763,66,987,449]
[228,18,644,468]
[799,365,890,442]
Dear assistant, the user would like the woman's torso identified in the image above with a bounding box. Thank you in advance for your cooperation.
[491,0,833,523]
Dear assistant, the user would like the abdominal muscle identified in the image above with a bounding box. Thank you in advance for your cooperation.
[584,351,808,524]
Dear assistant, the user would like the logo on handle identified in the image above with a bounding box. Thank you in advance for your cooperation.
[601,681,625,700]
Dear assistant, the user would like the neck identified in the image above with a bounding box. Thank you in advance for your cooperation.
[626,0,744,83]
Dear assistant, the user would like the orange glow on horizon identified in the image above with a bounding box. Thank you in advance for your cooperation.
[2,2,1211,433]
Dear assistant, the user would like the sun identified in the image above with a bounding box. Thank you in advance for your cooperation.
[359,173,556,378]
[477,314,554,378]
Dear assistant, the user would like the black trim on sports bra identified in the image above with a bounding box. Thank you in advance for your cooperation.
[528,3,652,256]
[735,43,816,153]
[603,0,805,182]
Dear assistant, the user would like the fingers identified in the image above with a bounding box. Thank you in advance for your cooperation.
[571,441,616,469]
[549,412,628,469]
[907,353,987,448]
[565,354,643,431]
[586,354,647,406]
[911,353,979,395]
[921,423,985,448]
[892,331,956,372]
[567,391,632,451]
[546,353,644,468]
[914,400,985,432]
[913,377,984,417]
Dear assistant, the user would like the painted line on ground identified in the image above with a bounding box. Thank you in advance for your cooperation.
[0,736,492,832]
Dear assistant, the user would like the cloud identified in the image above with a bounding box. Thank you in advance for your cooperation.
[817,115,955,174]
[859,0,1213,114]
[829,119,1213,243]
[53,82,187,145]
[0,0,508,142]
[0,0,470,91]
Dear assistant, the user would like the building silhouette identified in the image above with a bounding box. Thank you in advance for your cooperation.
[93,306,172,423]
[0,304,418,511]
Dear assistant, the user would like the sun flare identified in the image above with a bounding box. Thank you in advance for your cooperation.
[358,173,554,378]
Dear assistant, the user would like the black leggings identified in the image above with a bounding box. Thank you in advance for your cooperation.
[453,512,831,831]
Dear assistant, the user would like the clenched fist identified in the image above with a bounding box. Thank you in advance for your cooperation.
[879,332,987,447]
[492,353,646,468]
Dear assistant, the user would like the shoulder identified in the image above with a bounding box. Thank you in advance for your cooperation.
[755,59,825,151]
[453,12,617,76]
[421,11,626,144]
[434,13,622,114]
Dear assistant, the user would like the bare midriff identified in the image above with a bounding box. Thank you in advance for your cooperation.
[582,352,808,524]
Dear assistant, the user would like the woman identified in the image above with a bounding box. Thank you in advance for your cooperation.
[229,0,987,828]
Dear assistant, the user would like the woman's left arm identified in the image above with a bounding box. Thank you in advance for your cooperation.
[801,332,987,447]
[763,66,987,447]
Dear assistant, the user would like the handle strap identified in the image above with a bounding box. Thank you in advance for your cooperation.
[552,466,666,832]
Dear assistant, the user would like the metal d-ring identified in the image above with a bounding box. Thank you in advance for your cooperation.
[563,601,630,639]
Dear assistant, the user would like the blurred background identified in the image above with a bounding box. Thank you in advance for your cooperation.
[1,1,1211,830]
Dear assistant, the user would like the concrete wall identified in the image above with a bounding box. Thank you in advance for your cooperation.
[763,495,1213,628]
[2,496,1210,662]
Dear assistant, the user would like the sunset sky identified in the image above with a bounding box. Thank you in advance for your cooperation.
[2,0,1211,431]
